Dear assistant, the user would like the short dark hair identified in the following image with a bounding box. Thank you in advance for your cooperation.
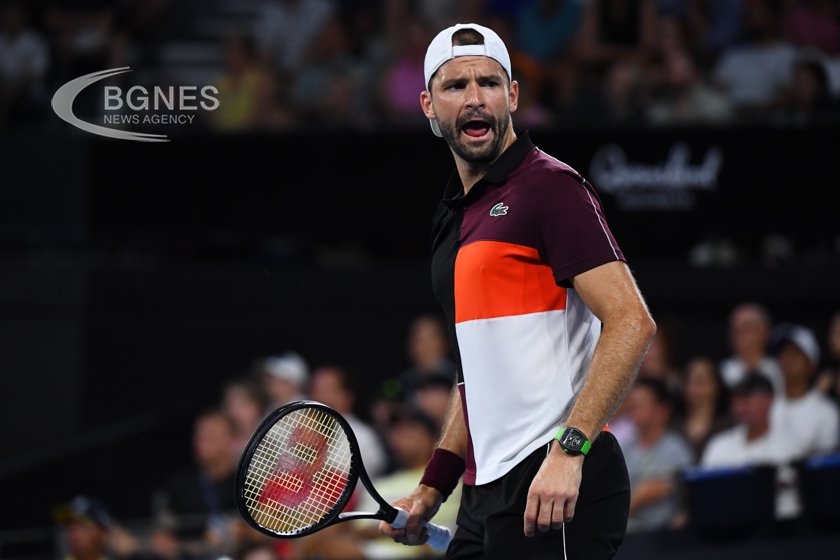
[451,28,485,47]
[635,378,673,407]
[731,371,774,397]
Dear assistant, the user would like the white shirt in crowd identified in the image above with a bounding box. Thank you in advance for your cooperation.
[770,389,840,459]
[347,414,387,478]
[719,356,784,394]
[701,425,801,519]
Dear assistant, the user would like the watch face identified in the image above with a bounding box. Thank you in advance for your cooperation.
[564,431,583,450]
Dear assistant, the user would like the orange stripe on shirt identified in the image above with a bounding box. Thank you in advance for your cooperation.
[455,240,567,323]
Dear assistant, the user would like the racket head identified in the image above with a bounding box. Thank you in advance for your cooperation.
[235,400,360,538]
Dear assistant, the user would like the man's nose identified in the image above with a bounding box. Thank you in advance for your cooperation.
[464,81,485,110]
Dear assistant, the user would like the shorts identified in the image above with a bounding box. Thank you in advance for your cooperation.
[446,431,630,560]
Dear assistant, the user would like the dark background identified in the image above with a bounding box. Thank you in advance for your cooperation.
[3,0,840,557]
[2,125,839,534]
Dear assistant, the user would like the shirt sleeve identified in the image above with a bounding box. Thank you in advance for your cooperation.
[536,171,625,286]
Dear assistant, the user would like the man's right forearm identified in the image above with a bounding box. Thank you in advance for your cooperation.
[418,384,467,502]
[436,384,467,457]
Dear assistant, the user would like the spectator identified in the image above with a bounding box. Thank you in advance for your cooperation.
[221,376,271,459]
[0,2,49,128]
[711,0,797,119]
[638,326,681,393]
[253,352,310,409]
[396,313,457,406]
[310,364,388,478]
[701,372,801,519]
[514,0,585,63]
[783,0,840,55]
[289,16,371,128]
[574,0,658,68]
[646,15,732,125]
[719,302,783,393]
[816,310,840,403]
[624,378,694,533]
[212,34,280,132]
[770,324,840,458]
[774,56,840,127]
[355,411,461,559]
[53,496,113,560]
[152,409,239,559]
[696,0,746,60]
[254,0,335,75]
[413,372,454,429]
[377,20,431,128]
[676,356,731,461]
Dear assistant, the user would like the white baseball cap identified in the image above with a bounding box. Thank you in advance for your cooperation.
[771,324,820,367]
[258,352,309,386]
[423,23,512,137]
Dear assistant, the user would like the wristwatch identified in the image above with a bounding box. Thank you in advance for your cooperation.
[555,426,591,456]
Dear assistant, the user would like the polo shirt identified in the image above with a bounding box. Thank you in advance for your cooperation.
[430,132,625,485]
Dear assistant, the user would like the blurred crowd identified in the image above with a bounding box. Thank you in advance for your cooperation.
[2,0,840,132]
[52,305,840,560]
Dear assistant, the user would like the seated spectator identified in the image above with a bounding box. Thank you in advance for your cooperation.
[514,0,585,63]
[770,324,840,458]
[253,351,310,409]
[0,2,49,128]
[573,0,658,68]
[783,0,840,55]
[774,56,840,127]
[676,356,731,462]
[623,378,694,533]
[637,326,681,394]
[414,372,454,429]
[221,376,271,459]
[212,34,279,132]
[396,313,457,406]
[254,0,335,75]
[152,409,240,559]
[719,302,783,393]
[53,496,113,560]
[816,310,840,403]
[711,1,797,119]
[310,364,388,478]
[701,372,801,519]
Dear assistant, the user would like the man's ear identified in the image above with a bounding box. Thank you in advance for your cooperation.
[509,79,519,113]
[420,90,436,120]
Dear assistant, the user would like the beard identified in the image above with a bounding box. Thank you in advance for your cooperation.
[438,108,510,165]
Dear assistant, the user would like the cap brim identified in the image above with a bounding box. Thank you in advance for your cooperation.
[429,118,443,137]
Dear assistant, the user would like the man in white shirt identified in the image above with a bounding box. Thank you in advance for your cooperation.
[770,324,840,459]
[719,302,783,393]
[702,372,800,519]
[702,373,792,467]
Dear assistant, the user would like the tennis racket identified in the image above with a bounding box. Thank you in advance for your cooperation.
[235,400,453,551]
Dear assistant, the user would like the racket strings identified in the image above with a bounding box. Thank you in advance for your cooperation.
[243,408,353,534]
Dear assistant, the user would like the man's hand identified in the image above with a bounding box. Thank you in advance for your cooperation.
[523,443,584,537]
[378,484,443,546]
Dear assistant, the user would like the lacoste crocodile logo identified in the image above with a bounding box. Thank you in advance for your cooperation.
[490,202,509,217]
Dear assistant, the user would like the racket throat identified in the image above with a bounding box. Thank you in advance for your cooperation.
[337,511,387,523]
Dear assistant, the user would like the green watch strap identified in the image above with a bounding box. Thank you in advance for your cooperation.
[554,425,591,456]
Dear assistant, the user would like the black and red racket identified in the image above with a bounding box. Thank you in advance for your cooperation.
[235,400,452,551]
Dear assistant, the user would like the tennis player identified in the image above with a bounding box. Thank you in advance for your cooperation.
[379,23,657,559]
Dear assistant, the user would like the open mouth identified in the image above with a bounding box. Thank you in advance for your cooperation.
[461,119,492,139]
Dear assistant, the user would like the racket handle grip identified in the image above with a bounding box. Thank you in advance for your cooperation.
[392,507,453,551]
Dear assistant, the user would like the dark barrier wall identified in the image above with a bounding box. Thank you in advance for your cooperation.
[82,125,840,263]
[1,127,839,533]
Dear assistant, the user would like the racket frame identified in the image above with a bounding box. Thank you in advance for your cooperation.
[235,400,399,538]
